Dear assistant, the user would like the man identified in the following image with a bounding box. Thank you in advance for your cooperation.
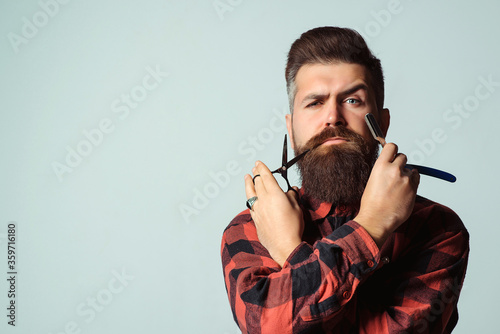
[221,27,469,333]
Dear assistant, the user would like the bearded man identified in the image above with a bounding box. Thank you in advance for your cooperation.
[221,27,469,334]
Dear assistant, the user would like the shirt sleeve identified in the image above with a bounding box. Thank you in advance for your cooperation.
[220,209,382,333]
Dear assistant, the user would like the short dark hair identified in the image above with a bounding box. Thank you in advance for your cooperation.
[285,26,384,112]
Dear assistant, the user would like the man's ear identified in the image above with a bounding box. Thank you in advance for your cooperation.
[285,113,295,151]
[379,108,390,137]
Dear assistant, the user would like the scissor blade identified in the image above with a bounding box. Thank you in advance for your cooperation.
[285,149,310,169]
[282,135,288,180]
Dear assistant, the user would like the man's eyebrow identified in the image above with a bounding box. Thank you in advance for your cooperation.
[300,93,329,106]
[299,83,369,106]
[340,83,369,97]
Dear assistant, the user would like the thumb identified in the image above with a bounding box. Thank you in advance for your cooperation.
[287,186,300,202]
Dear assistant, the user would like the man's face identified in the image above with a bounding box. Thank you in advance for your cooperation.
[286,62,388,152]
[285,62,390,205]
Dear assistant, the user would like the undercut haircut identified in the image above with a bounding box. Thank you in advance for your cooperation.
[285,27,384,112]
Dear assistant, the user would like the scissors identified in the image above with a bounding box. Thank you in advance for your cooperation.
[253,135,310,195]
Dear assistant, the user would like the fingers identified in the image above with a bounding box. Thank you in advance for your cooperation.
[252,166,266,193]
[409,167,420,189]
[254,161,281,193]
[286,186,300,206]
[377,143,418,186]
[378,142,398,162]
[393,152,408,166]
[245,160,280,201]
[244,174,257,199]
[392,152,418,182]
[378,143,408,167]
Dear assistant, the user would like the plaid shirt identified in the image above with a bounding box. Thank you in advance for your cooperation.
[221,190,469,333]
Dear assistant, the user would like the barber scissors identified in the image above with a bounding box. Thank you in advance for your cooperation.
[253,135,310,195]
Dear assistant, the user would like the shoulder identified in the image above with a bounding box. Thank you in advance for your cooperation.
[220,209,272,267]
[385,196,469,275]
[410,195,468,235]
[224,208,253,233]
[393,195,469,256]
[221,208,259,245]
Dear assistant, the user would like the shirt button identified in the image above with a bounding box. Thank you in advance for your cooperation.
[342,291,351,299]
[381,256,390,264]
[367,260,375,268]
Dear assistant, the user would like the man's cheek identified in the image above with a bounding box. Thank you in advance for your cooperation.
[292,131,308,151]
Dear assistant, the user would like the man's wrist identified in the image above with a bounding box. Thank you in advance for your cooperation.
[353,215,390,249]
[270,239,302,268]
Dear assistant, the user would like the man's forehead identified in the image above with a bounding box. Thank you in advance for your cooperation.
[295,62,371,91]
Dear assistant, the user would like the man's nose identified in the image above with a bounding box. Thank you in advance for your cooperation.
[325,102,345,127]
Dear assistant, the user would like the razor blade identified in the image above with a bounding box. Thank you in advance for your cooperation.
[364,113,456,183]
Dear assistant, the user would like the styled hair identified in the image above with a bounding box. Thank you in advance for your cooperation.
[285,27,384,112]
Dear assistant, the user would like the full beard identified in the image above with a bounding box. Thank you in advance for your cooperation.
[294,126,379,207]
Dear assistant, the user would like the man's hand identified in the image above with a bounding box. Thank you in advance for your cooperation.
[354,143,420,248]
[245,161,304,267]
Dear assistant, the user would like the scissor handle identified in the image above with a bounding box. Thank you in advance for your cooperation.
[270,170,297,194]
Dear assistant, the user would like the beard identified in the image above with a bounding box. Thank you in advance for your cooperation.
[294,126,379,207]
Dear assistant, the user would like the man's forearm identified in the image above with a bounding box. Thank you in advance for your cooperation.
[222,218,381,333]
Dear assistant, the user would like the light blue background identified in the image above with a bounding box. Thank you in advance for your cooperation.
[0,0,498,333]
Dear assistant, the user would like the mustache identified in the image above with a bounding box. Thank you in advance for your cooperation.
[297,126,368,154]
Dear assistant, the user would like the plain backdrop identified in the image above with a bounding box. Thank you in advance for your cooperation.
[1,0,498,333]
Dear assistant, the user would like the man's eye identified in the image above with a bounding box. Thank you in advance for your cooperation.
[306,101,321,108]
[345,98,360,104]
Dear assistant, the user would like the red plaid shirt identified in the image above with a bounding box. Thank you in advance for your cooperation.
[221,190,469,333]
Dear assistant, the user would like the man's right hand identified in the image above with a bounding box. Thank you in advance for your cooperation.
[244,161,304,268]
[353,143,420,248]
